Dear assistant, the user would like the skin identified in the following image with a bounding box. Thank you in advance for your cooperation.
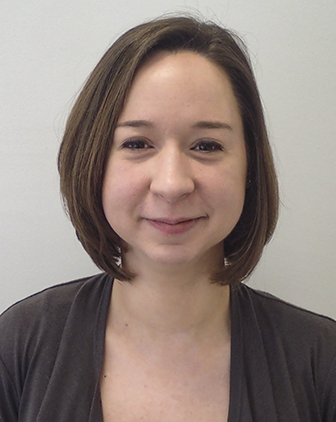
[100,51,247,421]
[103,51,247,276]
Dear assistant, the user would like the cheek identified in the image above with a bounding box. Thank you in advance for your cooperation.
[102,179,128,215]
[102,161,146,218]
[218,187,245,215]
[102,164,123,220]
[209,171,246,221]
[102,181,130,239]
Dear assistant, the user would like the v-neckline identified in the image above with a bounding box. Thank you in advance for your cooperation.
[93,278,246,422]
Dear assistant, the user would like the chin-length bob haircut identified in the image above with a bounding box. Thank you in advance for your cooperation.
[58,15,279,285]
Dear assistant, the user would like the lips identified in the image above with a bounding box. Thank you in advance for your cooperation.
[144,217,203,235]
[150,217,196,224]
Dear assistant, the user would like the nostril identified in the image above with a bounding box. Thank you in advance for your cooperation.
[150,170,195,202]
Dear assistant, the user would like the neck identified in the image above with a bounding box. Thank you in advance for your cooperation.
[108,267,231,348]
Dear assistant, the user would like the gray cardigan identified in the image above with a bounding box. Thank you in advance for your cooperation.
[1,274,335,421]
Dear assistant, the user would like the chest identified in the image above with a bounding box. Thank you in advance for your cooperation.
[100,344,230,422]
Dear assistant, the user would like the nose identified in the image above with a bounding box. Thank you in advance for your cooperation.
[150,145,195,202]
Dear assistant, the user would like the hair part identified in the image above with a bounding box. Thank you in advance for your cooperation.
[58,15,279,285]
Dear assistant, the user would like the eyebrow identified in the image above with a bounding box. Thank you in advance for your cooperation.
[192,121,233,131]
[116,120,233,130]
[116,120,154,128]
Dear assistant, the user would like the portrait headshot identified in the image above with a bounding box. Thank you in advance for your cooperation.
[0,1,335,421]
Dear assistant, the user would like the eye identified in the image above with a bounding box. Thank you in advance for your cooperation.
[192,139,224,152]
[121,138,153,150]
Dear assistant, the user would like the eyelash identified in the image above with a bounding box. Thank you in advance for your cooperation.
[192,140,224,152]
[120,138,223,153]
[121,138,152,150]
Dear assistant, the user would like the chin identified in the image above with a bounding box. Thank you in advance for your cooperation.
[130,243,222,271]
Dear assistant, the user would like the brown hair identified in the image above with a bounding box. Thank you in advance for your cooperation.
[58,15,279,285]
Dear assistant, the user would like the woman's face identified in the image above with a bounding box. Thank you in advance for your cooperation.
[102,51,247,273]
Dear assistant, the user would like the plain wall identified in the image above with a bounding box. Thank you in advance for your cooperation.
[1,0,335,318]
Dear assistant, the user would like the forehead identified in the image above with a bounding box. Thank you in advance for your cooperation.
[118,51,241,125]
[133,50,232,94]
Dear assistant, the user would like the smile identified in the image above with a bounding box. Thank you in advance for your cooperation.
[144,217,203,235]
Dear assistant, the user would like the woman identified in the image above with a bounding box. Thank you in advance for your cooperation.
[0,16,335,422]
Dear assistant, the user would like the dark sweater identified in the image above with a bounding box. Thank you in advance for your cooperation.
[0,274,335,421]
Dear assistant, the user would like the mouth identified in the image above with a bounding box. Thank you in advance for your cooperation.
[144,217,204,235]
[150,217,197,225]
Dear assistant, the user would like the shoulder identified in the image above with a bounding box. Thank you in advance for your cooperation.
[235,284,336,374]
[230,286,336,420]
[235,285,336,418]
[236,284,336,344]
[0,273,112,418]
[0,273,112,359]
[242,285,336,335]
[0,273,108,326]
